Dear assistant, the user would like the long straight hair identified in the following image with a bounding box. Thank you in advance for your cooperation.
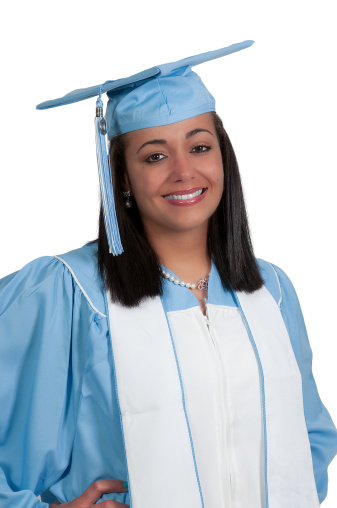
[94,112,264,307]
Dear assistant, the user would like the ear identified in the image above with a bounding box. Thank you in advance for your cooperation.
[121,172,131,192]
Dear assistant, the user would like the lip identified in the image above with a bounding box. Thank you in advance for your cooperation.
[162,187,204,197]
[162,187,208,206]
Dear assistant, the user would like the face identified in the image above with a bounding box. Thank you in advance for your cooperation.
[123,112,224,239]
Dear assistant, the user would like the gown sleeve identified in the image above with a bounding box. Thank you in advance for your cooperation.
[271,263,337,504]
[0,256,82,507]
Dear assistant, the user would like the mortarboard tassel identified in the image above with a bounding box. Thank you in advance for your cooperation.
[94,90,123,255]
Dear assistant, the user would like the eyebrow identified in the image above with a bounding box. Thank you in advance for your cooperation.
[136,128,214,154]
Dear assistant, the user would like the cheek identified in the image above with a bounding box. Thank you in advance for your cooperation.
[130,168,164,205]
[209,160,224,187]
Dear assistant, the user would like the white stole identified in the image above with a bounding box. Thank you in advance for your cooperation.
[107,285,320,508]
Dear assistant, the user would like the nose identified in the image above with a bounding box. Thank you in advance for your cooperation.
[169,153,196,183]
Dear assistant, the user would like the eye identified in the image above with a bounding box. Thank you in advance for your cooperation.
[191,144,211,153]
[145,153,166,163]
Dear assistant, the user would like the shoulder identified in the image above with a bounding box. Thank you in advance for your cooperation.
[256,258,306,346]
[256,258,300,311]
[54,240,106,316]
[0,241,106,317]
[256,258,283,306]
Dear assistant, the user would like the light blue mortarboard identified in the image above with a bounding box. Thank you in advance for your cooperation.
[37,40,254,255]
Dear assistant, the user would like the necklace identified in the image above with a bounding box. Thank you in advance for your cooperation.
[161,269,210,291]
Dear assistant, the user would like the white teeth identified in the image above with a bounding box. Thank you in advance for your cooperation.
[164,189,203,200]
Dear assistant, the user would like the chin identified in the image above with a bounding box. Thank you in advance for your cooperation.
[161,216,211,234]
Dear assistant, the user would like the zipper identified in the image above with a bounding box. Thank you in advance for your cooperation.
[204,313,214,344]
[203,304,232,505]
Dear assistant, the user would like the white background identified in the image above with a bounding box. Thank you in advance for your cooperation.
[0,0,336,504]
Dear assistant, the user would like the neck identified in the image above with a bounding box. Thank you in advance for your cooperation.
[145,223,211,283]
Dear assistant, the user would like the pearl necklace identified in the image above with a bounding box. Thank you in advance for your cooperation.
[161,269,210,291]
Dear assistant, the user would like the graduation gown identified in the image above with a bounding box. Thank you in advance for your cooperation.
[0,241,336,507]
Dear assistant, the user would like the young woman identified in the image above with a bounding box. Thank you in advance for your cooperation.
[1,41,336,508]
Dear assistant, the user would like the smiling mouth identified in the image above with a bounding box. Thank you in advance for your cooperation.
[163,188,206,200]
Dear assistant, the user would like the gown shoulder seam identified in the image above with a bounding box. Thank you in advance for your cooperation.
[53,255,107,318]
[262,260,282,309]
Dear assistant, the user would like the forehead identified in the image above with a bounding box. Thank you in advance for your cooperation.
[124,112,215,150]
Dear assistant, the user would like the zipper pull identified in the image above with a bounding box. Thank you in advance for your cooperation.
[205,301,211,326]
[204,315,212,327]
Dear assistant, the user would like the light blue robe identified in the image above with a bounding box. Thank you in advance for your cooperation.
[0,241,336,506]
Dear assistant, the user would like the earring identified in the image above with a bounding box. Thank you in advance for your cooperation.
[122,190,132,208]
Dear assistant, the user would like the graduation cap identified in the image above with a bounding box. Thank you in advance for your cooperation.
[37,40,254,255]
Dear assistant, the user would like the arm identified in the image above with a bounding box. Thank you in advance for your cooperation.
[271,263,337,504]
[0,257,78,507]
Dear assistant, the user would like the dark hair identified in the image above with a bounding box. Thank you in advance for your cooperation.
[95,112,264,307]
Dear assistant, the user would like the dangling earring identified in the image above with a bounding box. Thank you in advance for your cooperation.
[122,190,132,208]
